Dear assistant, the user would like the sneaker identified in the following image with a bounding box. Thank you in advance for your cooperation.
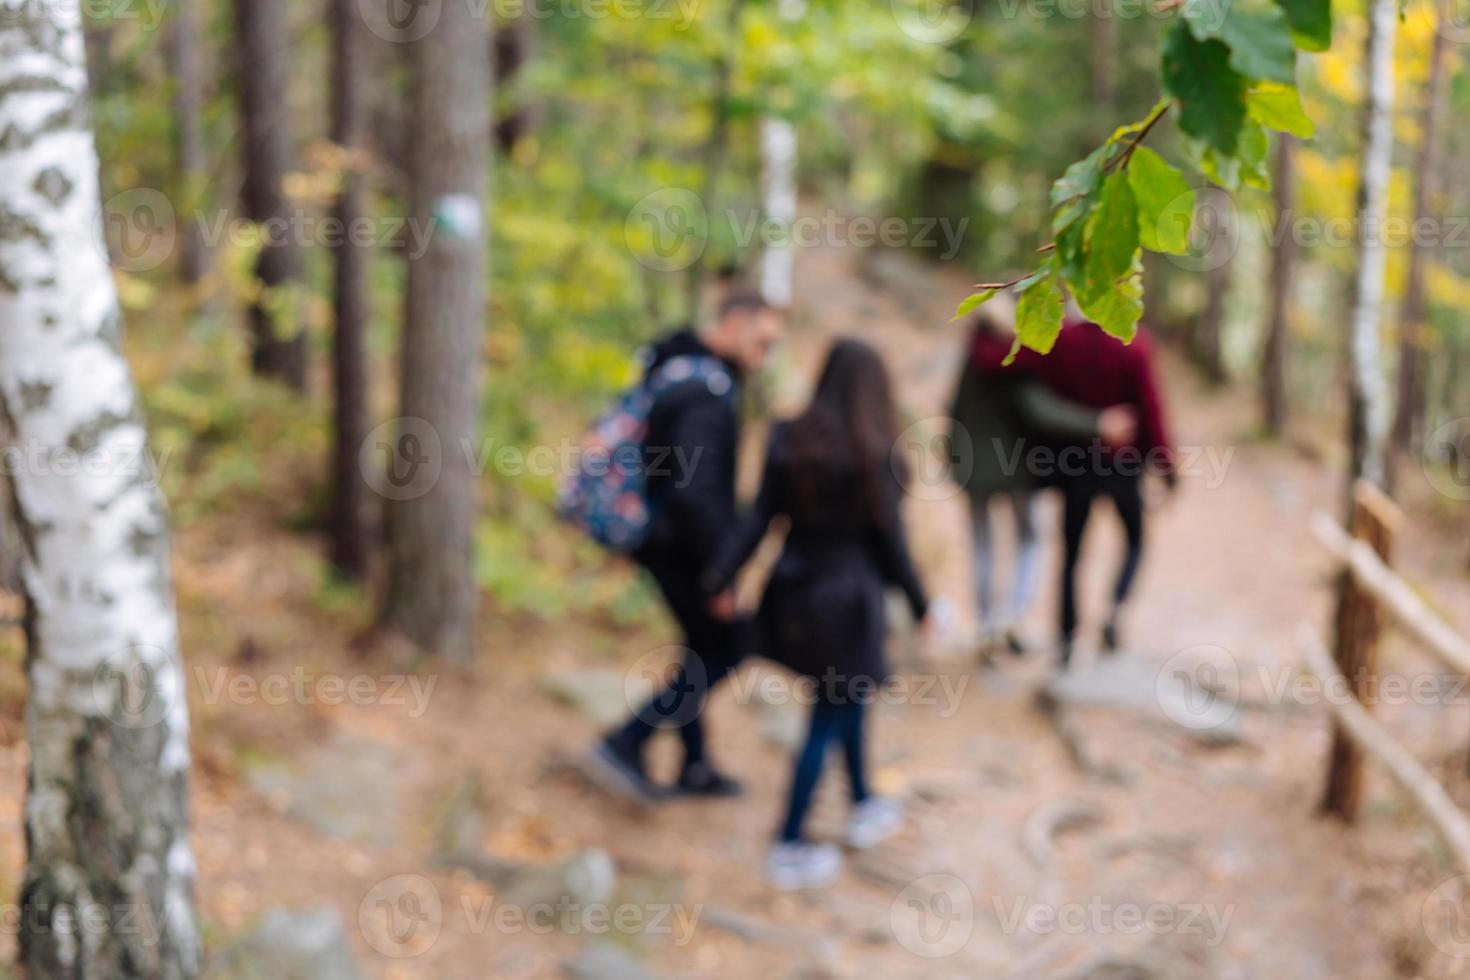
[846,796,904,849]
[766,841,842,890]
[583,736,665,806]
[1003,629,1028,657]
[676,761,744,798]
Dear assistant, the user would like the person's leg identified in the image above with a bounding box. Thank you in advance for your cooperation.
[838,699,869,805]
[1006,489,1043,630]
[780,699,841,843]
[1058,478,1095,666]
[969,495,997,635]
[1103,476,1146,651]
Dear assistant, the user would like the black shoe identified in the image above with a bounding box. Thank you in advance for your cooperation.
[1004,629,1028,657]
[676,761,744,798]
[584,736,665,806]
[1101,621,1120,654]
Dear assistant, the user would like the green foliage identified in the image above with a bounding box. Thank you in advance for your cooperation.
[956,0,1330,355]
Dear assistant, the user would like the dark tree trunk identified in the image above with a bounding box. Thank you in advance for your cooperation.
[170,0,209,284]
[685,0,745,318]
[1196,229,1230,385]
[233,0,308,390]
[330,0,372,578]
[1091,13,1116,117]
[493,12,540,154]
[382,0,491,661]
[1262,137,1295,435]
[1387,19,1449,493]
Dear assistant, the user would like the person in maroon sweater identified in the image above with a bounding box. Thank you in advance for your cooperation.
[1020,318,1176,666]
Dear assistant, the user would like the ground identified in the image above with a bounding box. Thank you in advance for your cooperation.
[3,238,1470,979]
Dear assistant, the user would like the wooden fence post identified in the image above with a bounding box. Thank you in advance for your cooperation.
[1322,480,1402,822]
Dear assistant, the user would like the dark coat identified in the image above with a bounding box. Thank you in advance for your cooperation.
[637,328,743,573]
[704,425,928,699]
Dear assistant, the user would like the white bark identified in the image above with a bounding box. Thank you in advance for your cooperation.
[758,115,797,309]
[1347,0,1397,486]
[0,4,199,977]
[757,0,802,309]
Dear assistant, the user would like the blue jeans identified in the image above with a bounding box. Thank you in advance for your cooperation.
[780,698,869,843]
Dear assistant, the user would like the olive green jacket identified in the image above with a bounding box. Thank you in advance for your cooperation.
[947,366,1100,499]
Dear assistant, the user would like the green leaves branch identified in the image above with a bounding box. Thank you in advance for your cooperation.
[956,0,1328,359]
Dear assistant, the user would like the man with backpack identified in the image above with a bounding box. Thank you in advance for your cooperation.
[581,290,783,804]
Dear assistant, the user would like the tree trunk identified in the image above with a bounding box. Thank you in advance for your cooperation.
[757,0,802,309]
[1195,208,1231,385]
[758,116,797,308]
[0,5,200,977]
[329,0,372,579]
[382,2,490,661]
[1262,136,1295,435]
[685,0,745,317]
[169,0,209,284]
[233,0,308,390]
[1347,0,1398,490]
[1387,17,1449,493]
[1091,12,1117,119]
[493,11,540,154]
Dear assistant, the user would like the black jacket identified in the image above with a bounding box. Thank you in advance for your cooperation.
[704,425,928,695]
[637,329,743,572]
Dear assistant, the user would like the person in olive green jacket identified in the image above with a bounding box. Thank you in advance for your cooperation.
[947,307,1134,656]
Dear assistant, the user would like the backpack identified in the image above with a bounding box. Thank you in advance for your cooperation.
[557,354,736,553]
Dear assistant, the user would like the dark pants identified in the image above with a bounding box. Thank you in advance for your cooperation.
[616,551,748,772]
[780,698,869,843]
[1060,474,1144,654]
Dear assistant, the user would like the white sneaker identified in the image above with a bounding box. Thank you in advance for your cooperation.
[847,796,904,849]
[766,841,842,890]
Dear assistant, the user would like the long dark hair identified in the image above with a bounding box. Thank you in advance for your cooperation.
[782,338,901,528]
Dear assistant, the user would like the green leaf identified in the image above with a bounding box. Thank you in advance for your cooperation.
[1238,120,1272,190]
[1055,217,1089,298]
[952,289,996,322]
[1078,253,1145,342]
[1081,171,1139,303]
[1162,23,1248,156]
[1128,147,1194,255]
[1014,267,1050,293]
[1183,0,1298,84]
[1015,267,1066,355]
[1247,82,1315,137]
[1050,146,1105,232]
[1275,0,1331,51]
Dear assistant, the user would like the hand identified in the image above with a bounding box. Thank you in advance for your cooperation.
[1098,406,1138,447]
[707,590,737,622]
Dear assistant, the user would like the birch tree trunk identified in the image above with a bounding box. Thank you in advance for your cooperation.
[233,0,308,390]
[1387,16,1449,492]
[1346,0,1398,489]
[0,4,200,977]
[330,0,371,579]
[1262,137,1295,435]
[382,1,490,661]
[758,116,797,308]
[168,0,209,285]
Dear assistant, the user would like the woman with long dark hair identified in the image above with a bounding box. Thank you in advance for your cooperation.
[703,337,929,889]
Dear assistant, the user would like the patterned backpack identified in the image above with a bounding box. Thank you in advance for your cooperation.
[557,354,735,553]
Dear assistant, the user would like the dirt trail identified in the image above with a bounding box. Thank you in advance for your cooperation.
[5,239,1470,979]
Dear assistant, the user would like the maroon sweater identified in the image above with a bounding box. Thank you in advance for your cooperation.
[1017,319,1175,476]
